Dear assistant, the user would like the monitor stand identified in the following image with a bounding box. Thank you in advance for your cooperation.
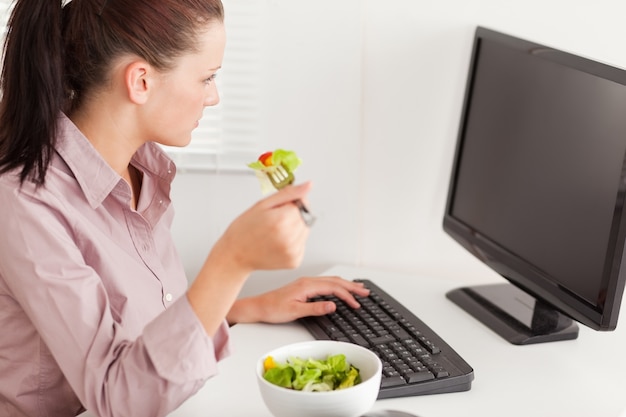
[446,283,579,345]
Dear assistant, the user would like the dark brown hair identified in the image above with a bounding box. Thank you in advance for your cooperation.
[0,0,224,185]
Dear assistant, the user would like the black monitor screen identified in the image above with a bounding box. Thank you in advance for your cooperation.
[443,27,626,341]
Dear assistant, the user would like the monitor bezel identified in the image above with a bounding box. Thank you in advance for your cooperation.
[443,26,626,331]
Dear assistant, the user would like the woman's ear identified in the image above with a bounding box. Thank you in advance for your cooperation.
[124,60,151,104]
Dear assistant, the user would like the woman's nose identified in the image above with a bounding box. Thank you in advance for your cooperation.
[204,84,220,107]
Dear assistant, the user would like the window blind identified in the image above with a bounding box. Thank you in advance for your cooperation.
[0,0,262,173]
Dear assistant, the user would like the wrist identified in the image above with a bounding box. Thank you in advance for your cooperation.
[227,295,265,325]
[187,242,253,336]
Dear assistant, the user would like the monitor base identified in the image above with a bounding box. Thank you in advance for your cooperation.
[447,283,579,345]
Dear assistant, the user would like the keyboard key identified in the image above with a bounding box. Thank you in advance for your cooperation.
[406,371,435,384]
[431,368,450,378]
[370,335,396,345]
[348,333,370,347]
[380,375,406,388]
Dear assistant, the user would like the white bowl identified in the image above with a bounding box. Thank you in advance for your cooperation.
[256,340,382,417]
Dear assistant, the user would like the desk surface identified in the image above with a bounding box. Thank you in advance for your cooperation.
[85,265,626,417]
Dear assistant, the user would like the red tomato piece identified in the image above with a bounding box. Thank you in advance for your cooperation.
[259,151,273,166]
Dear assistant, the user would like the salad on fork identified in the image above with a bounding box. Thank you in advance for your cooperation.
[248,149,316,226]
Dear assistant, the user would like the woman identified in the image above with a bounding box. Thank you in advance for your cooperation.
[0,1,368,416]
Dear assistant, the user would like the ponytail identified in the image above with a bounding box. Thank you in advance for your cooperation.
[0,0,66,185]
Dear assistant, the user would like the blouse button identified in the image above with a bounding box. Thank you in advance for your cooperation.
[164,293,173,302]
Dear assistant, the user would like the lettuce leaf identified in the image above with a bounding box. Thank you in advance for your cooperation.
[272,149,301,173]
[263,366,295,389]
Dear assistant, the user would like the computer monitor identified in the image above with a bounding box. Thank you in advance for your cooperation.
[443,26,626,345]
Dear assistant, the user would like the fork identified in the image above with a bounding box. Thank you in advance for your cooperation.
[267,164,316,227]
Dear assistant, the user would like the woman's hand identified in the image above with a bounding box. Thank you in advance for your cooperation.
[215,182,313,273]
[227,276,371,325]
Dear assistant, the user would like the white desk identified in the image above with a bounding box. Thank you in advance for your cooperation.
[86,265,626,417]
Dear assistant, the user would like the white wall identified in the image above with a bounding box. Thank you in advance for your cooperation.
[171,0,626,296]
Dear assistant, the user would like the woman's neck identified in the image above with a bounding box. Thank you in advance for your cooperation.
[69,103,145,209]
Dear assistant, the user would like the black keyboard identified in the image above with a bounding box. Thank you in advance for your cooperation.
[299,278,474,399]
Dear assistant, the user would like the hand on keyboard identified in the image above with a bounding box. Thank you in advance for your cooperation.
[231,276,370,323]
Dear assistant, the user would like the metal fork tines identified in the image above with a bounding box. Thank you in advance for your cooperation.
[268,164,295,189]
[267,164,316,227]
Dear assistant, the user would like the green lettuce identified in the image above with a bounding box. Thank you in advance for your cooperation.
[263,354,362,392]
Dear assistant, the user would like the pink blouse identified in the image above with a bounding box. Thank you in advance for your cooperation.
[0,114,230,417]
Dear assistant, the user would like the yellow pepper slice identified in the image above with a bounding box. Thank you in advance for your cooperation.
[264,356,277,371]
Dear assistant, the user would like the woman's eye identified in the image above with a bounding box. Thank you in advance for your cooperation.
[204,74,218,85]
